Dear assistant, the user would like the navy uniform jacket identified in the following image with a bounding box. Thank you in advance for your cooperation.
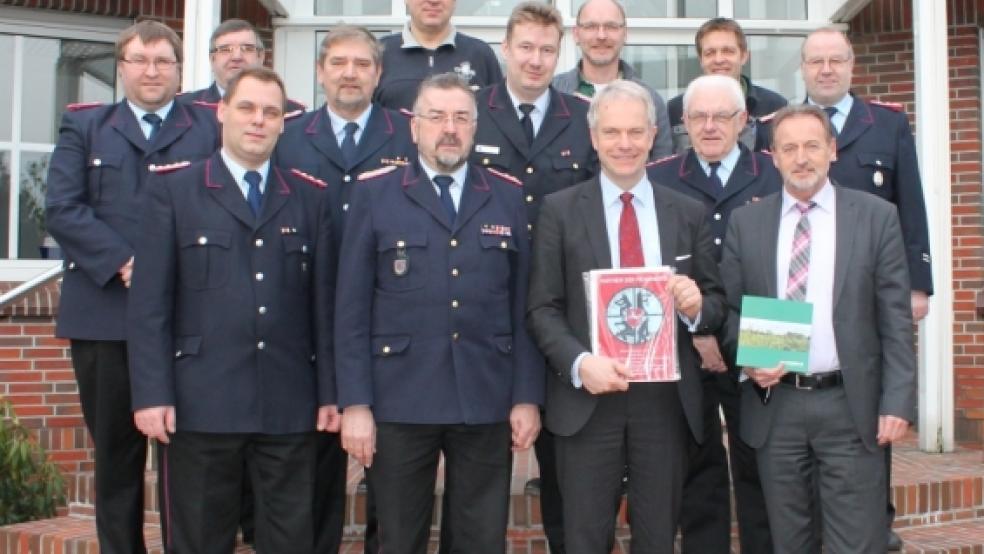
[758,94,933,293]
[646,145,781,262]
[178,82,307,114]
[335,162,545,424]
[470,84,597,229]
[273,104,416,245]
[45,100,220,341]
[126,152,334,434]
[667,75,787,153]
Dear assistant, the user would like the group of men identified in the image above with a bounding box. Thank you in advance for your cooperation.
[45,0,929,552]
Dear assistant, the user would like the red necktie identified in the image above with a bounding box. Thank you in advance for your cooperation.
[619,192,645,268]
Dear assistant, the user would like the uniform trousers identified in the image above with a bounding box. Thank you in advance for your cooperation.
[160,431,316,554]
[71,339,148,554]
[757,384,887,554]
[370,422,512,554]
[556,382,688,554]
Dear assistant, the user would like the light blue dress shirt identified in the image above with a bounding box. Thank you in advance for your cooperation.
[220,149,270,200]
[127,100,174,140]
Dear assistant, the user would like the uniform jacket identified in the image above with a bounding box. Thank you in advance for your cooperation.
[758,94,933,293]
[526,176,727,441]
[646,145,782,262]
[470,84,597,228]
[334,162,545,425]
[126,152,335,434]
[667,75,787,153]
[720,186,916,451]
[274,104,416,246]
[45,100,220,341]
[178,82,307,113]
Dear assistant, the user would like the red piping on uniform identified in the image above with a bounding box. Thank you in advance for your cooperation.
[401,166,419,189]
[205,159,221,188]
[305,109,321,134]
[472,168,491,191]
[272,166,291,194]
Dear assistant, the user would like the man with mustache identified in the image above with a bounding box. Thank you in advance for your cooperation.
[552,0,672,159]
[179,19,306,114]
[45,20,219,553]
[719,104,915,553]
[336,72,544,554]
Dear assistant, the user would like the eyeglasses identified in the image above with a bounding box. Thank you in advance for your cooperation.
[210,44,262,55]
[577,21,625,33]
[415,112,476,127]
[686,110,742,126]
[803,56,852,69]
[121,57,179,71]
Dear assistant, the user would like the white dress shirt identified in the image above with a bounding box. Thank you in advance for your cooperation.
[696,144,741,187]
[326,104,373,147]
[128,100,174,140]
[505,86,550,138]
[808,93,854,135]
[419,158,468,210]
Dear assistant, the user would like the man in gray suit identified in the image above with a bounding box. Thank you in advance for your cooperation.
[719,104,916,553]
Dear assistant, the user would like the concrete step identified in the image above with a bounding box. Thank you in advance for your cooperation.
[899,518,984,553]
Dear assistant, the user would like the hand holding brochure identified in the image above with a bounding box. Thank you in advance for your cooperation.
[585,268,679,382]
[736,295,812,374]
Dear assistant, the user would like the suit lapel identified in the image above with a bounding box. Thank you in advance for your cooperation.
[833,94,871,151]
[577,178,612,268]
[528,89,571,159]
[486,84,531,156]
[255,167,292,229]
[403,164,453,230]
[762,194,782,298]
[149,102,194,155]
[454,166,491,231]
[109,102,150,153]
[205,154,260,229]
[832,185,857,306]
[652,185,677,265]
[306,109,347,168]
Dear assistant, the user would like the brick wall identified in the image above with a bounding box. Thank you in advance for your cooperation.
[849,0,984,445]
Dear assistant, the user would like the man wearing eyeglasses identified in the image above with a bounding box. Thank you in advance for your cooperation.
[552,0,672,159]
[647,74,780,554]
[179,19,306,114]
[336,72,544,554]
[45,20,219,554]
[759,28,932,552]
[667,18,787,154]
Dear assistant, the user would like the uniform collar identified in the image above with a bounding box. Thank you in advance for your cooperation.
[127,98,174,123]
[401,22,457,49]
[696,144,741,177]
[807,93,854,117]
[418,157,468,187]
[220,148,271,193]
[504,85,550,115]
[326,104,373,135]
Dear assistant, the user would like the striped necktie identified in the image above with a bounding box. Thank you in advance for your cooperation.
[785,201,816,301]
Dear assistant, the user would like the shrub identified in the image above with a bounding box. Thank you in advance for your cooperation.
[0,399,65,525]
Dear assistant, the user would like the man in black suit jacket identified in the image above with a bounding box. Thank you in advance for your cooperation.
[528,79,726,553]
[127,68,336,554]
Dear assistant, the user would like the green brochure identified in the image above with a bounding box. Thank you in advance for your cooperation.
[736,296,812,374]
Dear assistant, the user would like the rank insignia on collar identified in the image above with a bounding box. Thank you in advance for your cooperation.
[380,156,409,166]
[481,224,512,237]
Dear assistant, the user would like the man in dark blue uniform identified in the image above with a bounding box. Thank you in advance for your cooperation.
[336,73,544,554]
[44,20,219,554]
[274,25,415,552]
[758,28,933,552]
[469,5,597,551]
[648,74,781,554]
[667,18,787,154]
[178,19,305,114]
[127,67,336,554]
[375,0,502,111]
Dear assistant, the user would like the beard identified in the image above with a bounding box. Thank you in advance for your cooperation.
[783,167,826,194]
[433,135,467,172]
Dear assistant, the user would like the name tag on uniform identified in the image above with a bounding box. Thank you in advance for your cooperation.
[475,144,500,155]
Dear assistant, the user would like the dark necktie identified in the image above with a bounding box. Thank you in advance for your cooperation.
[143,113,163,142]
[823,106,839,136]
[433,175,456,223]
[518,103,536,146]
[708,161,723,189]
[245,170,263,217]
[618,192,645,268]
[785,202,816,301]
[341,121,359,167]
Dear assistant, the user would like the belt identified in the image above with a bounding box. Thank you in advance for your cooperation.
[779,370,843,390]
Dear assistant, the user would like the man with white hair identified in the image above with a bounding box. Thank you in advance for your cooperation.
[528,79,726,552]
[647,74,781,553]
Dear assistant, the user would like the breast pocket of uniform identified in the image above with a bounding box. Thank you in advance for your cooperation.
[283,234,313,290]
[549,154,589,191]
[478,233,518,292]
[376,232,428,292]
[87,154,125,203]
[177,229,232,290]
[856,152,895,199]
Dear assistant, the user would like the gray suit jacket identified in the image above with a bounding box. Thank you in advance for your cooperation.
[527,176,726,441]
[719,185,916,451]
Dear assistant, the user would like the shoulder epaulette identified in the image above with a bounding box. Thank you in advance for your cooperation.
[288,98,307,109]
[757,110,779,123]
[67,102,102,112]
[870,99,904,112]
[290,168,328,188]
[148,161,191,173]
[284,109,305,121]
[758,149,774,156]
[192,100,218,110]
[399,108,414,118]
[486,167,522,187]
[358,165,398,181]
[646,153,681,167]
[571,92,592,103]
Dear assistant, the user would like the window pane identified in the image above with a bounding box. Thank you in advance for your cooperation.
[621,44,702,104]
[315,0,390,16]
[574,0,714,18]
[735,0,807,20]
[746,36,805,102]
[20,38,115,144]
[457,0,548,17]
[0,152,10,258]
[18,151,49,259]
[0,36,13,142]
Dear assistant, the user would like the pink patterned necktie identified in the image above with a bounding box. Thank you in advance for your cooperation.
[785,202,816,301]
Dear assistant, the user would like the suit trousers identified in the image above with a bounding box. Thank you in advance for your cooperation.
[71,340,148,554]
[757,384,887,554]
[555,382,689,554]
[369,422,512,554]
[160,431,317,554]
[313,432,347,553]
[680,371,772,554]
